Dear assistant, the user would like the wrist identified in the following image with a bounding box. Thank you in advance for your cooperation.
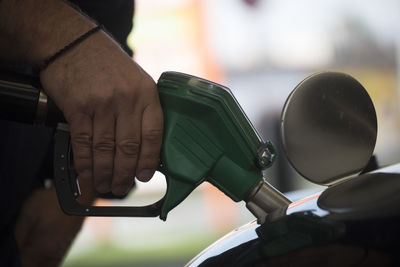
[26,1,96,69]
[37,25,103,72]
[0,0,96,67]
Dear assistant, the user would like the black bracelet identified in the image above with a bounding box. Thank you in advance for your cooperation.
[37,25,103,72]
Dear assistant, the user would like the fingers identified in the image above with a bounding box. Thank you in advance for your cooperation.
[136,102,163,182]
[111,79,162,193]
[92,107,115,193]
[69,113,93,181]
[112,112,140,195]
[67,78,162,196]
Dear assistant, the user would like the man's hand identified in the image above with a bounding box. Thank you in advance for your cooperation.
[0,0,164,196]
[41,30,163,196]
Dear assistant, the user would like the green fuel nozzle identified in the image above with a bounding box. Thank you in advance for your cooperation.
[157,72,291,223]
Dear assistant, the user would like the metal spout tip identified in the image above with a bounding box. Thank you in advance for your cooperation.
[246,180,292,224]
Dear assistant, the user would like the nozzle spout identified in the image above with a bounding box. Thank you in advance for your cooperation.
[246,180,292,224]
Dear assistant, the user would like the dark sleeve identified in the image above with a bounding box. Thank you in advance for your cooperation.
[68,0,135,56]
[0,224,22,267]
[0,120,54,267]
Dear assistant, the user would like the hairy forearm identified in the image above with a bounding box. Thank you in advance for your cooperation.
[0,0,95,67]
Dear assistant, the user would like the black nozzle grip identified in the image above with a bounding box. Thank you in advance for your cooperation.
[0,69,65,126]
[0,71,40,123]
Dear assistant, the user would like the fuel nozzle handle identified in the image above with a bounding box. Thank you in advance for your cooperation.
[158,72,291,222]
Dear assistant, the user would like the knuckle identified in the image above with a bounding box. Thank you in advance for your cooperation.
[93,137,115,154]
[117,138,140,157]
[113,85,137,102]
[143,129,163,145]
[71,134,92,158]
[142,79,157,91]
[94,93,114,109]
[72,134,92,147]
[75,99,90,111]
[86,88,117,109]
[120,86,137,98]
[67,98,89,113]
[132,77,157,98]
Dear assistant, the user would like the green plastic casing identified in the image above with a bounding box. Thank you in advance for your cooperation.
[158,72,275,220]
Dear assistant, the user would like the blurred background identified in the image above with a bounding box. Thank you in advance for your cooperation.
[63,0,400,266]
